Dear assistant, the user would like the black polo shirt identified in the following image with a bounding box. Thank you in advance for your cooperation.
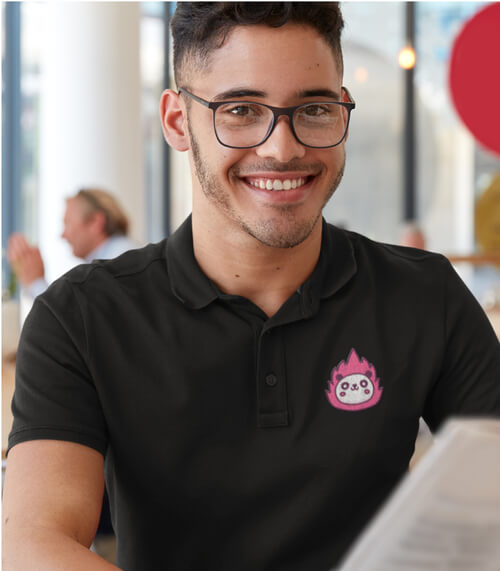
[9,216,500,571]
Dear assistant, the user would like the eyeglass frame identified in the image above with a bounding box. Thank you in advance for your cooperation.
[178,86,356,150]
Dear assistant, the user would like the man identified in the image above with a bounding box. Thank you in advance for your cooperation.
[3,4,500,571]
[7,188,136,298]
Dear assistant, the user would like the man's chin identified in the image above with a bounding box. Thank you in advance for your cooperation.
[241,214,321,249]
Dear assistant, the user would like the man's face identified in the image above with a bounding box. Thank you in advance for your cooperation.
[61,198,97,258]
[183,23,348,248]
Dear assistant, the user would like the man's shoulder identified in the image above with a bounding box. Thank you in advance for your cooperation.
[28,240,170,332]
[336,225,449,268]
[56,239,168,292]
[323,223,452,286]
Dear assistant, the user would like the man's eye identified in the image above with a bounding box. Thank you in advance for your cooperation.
[303,104,333,117]
[220,103,262,117]
[230,105,253,116]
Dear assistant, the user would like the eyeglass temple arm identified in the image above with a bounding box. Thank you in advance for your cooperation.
[178,87,211,108]
[342,86,356,108]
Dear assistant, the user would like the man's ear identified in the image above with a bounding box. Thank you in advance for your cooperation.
[89,210,107,235]
[160,89,190,152]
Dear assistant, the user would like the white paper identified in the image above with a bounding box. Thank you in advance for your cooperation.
[337,418,500,571]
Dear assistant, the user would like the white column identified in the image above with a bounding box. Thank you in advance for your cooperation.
[38,2,144,283]
[452,124,475,288]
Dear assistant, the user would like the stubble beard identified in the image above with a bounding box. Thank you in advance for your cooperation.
[188,122,345,249]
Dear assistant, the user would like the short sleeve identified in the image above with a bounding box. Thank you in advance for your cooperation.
[8,278,108,456]
[423,259,500,431]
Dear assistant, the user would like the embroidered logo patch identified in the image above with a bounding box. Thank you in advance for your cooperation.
[326,348,383,411]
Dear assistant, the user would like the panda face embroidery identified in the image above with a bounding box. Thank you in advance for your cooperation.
[326,349,383,411]
[335,373,374,405]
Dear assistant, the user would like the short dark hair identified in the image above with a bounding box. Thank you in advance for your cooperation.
[171,2,344,85]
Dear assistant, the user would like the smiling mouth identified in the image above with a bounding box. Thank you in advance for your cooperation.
[244,176,313,191]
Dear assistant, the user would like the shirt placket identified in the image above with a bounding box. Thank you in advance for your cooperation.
[256,326,289,428]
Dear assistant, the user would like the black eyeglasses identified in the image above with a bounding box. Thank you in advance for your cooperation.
[178,87,355,149]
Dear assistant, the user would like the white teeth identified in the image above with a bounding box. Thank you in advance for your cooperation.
[248,177,308,190]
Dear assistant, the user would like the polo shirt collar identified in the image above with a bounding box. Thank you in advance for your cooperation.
[266,220,357,327]
[166,216,357,312]
[319,218,357,299]
[166,215,219,309]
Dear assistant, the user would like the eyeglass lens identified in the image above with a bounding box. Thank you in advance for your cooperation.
[214,102,349,148]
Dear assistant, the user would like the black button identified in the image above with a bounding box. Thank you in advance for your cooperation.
[265,373,278,387]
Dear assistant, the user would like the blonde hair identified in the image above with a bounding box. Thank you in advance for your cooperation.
[75,188,129,236]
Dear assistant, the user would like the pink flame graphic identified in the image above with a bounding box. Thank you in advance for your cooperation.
[326,348,383,411]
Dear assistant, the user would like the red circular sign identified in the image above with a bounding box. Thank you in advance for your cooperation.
[449,3,500,156]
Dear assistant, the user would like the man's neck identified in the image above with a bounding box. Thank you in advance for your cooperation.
[192,212,323,318]
[83,235,110,262]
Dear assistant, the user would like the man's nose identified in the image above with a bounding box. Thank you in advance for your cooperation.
[255,116,306,163]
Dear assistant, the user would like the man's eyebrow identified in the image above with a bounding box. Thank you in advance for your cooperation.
[212,88,267,101]
[298,88,341,100]
[211,87,342,102]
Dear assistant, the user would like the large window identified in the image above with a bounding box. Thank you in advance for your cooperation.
[141,2,169,241]
[2,3,23,295]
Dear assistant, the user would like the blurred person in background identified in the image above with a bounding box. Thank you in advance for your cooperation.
[7,188,137,299]
[400,221,427,250]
